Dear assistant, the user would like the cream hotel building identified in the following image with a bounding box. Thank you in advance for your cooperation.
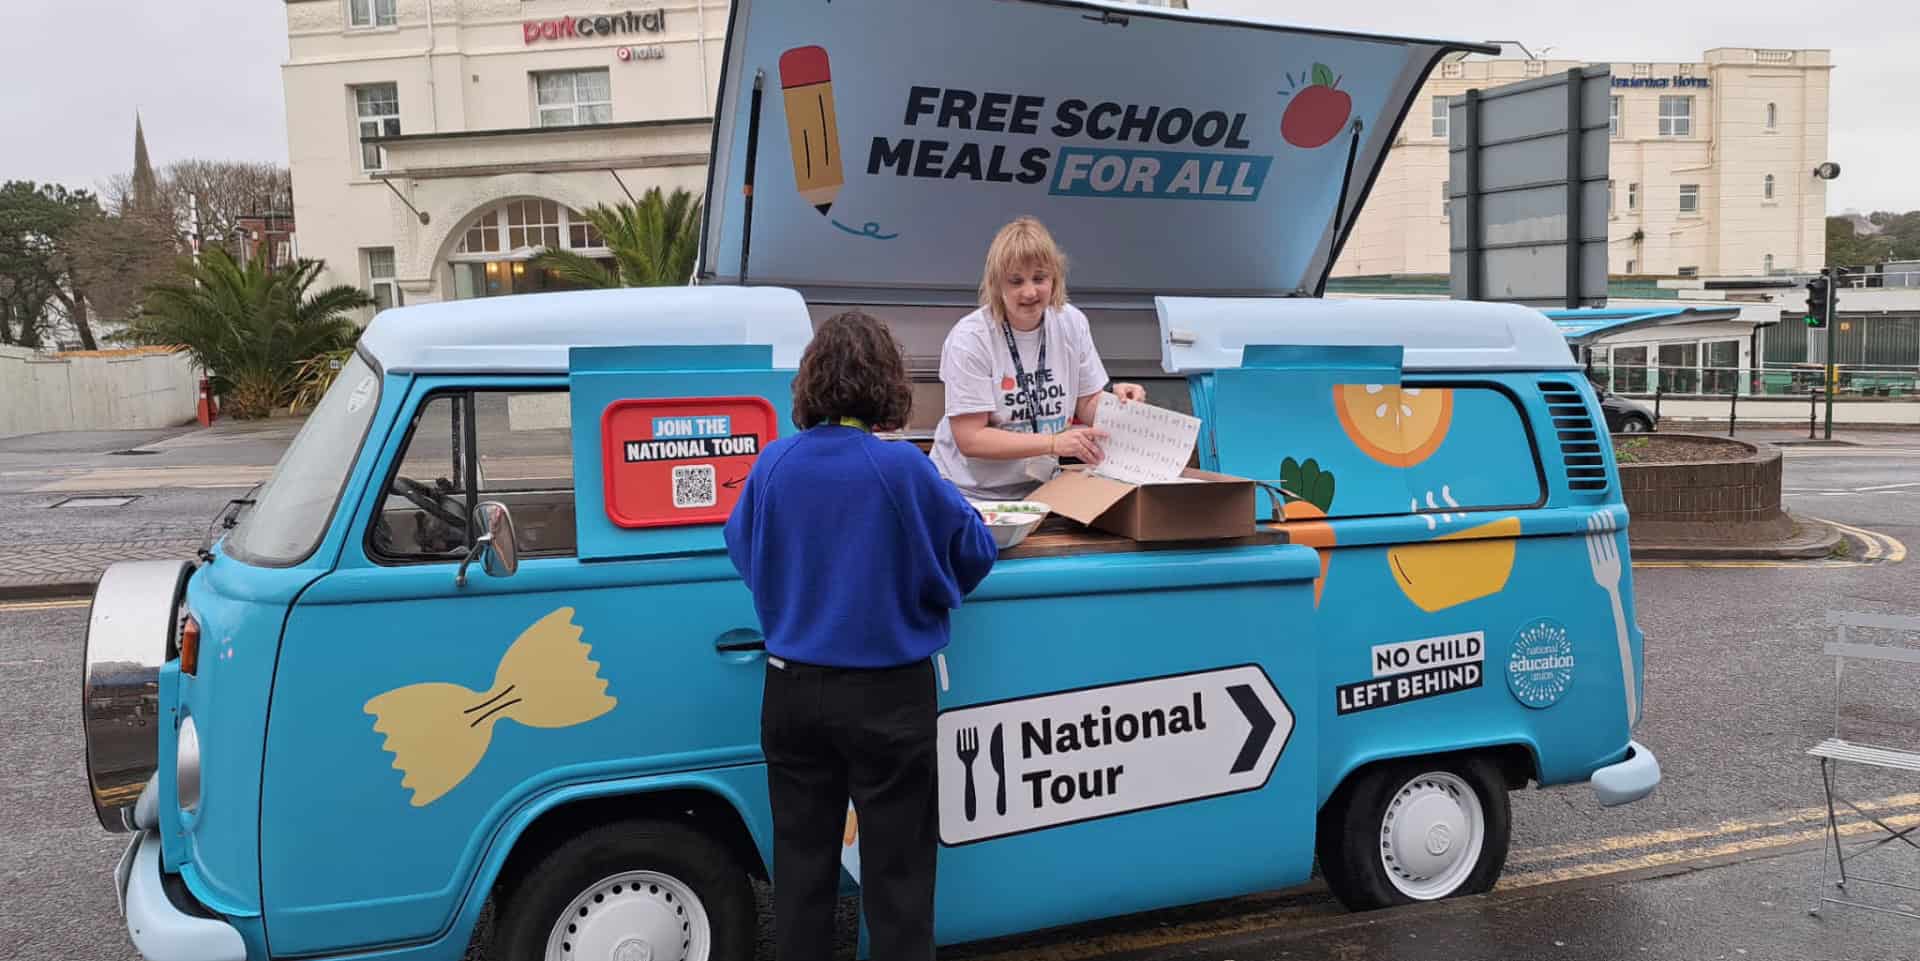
[283,0,1187,309]
[1336,46,1832,280]
[283,4,1826,308]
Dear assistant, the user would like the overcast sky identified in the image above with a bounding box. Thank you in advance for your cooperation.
[0,0,1911,213]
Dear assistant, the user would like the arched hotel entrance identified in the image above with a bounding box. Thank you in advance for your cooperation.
[445,197,613,299]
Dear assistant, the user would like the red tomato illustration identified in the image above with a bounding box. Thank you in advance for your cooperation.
[1282,63,1352,149]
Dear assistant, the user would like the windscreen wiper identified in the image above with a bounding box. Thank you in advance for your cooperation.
[198,482,264,562]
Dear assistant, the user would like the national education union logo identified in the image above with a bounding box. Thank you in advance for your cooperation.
[1507,618,1575,709]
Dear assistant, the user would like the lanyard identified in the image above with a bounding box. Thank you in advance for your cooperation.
[998,311,1048,435]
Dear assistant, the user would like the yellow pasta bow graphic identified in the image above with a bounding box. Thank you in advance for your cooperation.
[364,607,617,807]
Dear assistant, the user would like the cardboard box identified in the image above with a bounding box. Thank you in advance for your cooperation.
[1030,467,1255,542]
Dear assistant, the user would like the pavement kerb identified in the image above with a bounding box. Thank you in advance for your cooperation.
[1629,513,1845,561]
[0,578,99,602]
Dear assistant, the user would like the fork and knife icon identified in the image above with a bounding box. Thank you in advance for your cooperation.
[956,724,1005,821]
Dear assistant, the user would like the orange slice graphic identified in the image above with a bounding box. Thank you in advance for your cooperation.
[1333,385,1453,467]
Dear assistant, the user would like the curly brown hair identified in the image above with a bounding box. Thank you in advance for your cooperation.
[790,310,914,432]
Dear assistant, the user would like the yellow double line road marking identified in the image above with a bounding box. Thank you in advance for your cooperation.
[0,598,90,612]
[1507,792,1920,867]
[960,794,1920,961]
[1810,516,1908,563]
[1631,518,1906,569]
[1503,811,1920,889]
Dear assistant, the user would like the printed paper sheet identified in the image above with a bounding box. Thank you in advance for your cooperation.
[1091,394,1202,485]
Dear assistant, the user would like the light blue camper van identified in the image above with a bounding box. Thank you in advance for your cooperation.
[80,2,1658,959]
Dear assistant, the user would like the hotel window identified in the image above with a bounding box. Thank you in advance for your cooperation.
[535,69,613,127]
[1678,184,1699,215]
[1677,266,1700,279]
[507,199,564,249]
[1431,96,1449,139]
[1764,174,1776,201]
[1658,95,1692,137]
[1766,102,1778,130]
[354,84,400,172]
[569,215,605,250]
[349,0,397,28]
[456,203,606,256]
[1441,180,1450,219]
[1608,180,1616,217]
[1628,182,1639,212]
[1609,96,1622,137]
[1764,254,1775,275]
[366,248,401,310]
[460,211,502,254]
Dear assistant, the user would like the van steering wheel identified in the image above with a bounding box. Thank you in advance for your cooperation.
[392,477,468,529]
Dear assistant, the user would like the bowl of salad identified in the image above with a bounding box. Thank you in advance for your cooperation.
[971,501,1050,549]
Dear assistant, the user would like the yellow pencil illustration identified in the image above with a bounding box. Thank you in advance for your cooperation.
[778,45,843,215]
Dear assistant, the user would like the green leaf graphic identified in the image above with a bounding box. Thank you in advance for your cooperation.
[1280,457,1304,503]
[1312,63,1335,88]
[1280,456,1336,511]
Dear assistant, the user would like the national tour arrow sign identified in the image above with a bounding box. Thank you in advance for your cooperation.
[935,665,1294,846]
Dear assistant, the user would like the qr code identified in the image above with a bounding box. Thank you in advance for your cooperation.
[672,464,717,509]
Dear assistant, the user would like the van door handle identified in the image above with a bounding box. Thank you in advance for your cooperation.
[715,629,766,653]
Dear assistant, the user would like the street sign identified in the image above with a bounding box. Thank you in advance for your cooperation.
[1448,65,1612,308]
[936,665,1293,846]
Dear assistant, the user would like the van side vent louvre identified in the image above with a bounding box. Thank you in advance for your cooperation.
[1539,380,1610,492]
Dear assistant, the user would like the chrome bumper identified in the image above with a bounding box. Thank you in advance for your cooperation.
[1591,739,1661,807]
[115,831,247,961]
[84,559,194,832]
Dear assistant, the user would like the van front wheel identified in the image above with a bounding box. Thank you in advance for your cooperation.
[1317,756,1511,911]
[490,819,755,961]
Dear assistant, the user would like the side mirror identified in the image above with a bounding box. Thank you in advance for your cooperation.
[456,501,520,587]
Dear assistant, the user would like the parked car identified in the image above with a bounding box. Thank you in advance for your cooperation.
[1594,384,1657,433]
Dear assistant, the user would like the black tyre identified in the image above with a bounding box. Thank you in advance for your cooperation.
[1316,755,1511,911]
[489,818,755,961]
[1620,415,1652,434]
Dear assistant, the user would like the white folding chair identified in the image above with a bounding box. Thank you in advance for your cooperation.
[1808,610,1920,919]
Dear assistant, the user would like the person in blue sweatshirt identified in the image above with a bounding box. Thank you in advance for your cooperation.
[725,309,997,961]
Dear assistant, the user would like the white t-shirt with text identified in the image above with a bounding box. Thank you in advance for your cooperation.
[931,304,1109,500]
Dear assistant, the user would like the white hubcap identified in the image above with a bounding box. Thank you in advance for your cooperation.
[545,871,710,961]
[1379,771,1485,900]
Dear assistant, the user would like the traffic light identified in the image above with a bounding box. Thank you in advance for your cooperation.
[1804,274,1829,328]
[1828,268,1844,315]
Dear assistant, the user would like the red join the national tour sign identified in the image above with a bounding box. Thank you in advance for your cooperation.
[600,396,775,528]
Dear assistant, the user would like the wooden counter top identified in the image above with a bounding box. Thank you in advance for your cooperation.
[997,515,1288,560]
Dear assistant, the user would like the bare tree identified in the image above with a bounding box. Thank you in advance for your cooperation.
[100,160,292,254]
[67,210,179,341]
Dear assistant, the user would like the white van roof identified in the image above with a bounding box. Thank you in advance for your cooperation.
[358,286,815,374]
[1157,296,1576,373]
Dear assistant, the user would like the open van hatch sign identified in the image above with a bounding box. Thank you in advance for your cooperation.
[599,396,776,528]
[936,666,1291,846]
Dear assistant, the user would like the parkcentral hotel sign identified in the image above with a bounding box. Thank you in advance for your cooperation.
[523,8,667,44]
[1610,76,1711,89]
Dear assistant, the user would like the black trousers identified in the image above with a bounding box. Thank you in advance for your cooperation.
[761,656,938,961]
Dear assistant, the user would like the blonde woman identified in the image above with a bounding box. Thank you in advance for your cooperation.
[931,216,1146,500]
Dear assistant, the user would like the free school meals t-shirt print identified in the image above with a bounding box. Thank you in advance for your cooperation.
[932,304,1109,500]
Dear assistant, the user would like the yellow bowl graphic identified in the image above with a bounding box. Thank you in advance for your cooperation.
[1387,516,1520,613]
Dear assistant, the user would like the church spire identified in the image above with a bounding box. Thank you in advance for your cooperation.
[131,112,159,214]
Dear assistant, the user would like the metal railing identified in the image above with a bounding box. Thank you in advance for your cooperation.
[1835,269,1920,290]
[1591,363,1920,400]
[1589,362,1919,439]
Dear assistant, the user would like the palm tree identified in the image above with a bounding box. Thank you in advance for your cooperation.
[121,247,370,419]
[533,187,702,288]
